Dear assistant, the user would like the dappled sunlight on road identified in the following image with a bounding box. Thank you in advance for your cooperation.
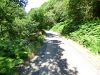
[19,31,100,75]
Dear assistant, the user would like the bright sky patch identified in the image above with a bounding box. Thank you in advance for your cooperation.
[25,0,48,12]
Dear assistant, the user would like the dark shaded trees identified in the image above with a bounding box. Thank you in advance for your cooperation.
[0,0,45,74]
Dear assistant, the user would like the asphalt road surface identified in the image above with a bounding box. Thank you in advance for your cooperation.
[19,31,100,75]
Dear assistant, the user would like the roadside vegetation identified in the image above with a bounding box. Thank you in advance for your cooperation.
[40,0,100,55]
[0,0,44,74]
[0,0,100,74]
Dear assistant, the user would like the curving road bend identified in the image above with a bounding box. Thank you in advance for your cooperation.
[19,31,100,75]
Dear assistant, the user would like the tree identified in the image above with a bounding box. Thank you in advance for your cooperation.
[19,0,28,7]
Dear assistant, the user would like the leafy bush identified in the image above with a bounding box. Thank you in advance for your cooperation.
[0,0,45,74]
[51,21,70,33]
[70,20,100,54]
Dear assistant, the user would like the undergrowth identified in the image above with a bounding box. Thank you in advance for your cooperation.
[51,20,100,55]
[51,21,67,33]
[0,34,44,75]
[70,20,100,54]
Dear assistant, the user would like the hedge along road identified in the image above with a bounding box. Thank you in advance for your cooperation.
[19,31,100,75]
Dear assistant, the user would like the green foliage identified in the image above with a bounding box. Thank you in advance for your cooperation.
[0,57,23,75]
[1,1,100,74]
[51,21,67,33]
[38,0,69,29]
[61,19,81,35]
[45,0,100,55]
[0,0,44,74]
[28,8,45,30]
[70,20,100,54]
[93,0,100,17]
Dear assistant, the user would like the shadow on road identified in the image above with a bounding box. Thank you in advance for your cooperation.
[19,32,78,75]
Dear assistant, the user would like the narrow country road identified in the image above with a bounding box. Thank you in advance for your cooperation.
[20,31,100,75]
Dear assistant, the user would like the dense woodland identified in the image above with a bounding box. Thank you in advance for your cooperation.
[0,0,44,74]
[0,0,100,74]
